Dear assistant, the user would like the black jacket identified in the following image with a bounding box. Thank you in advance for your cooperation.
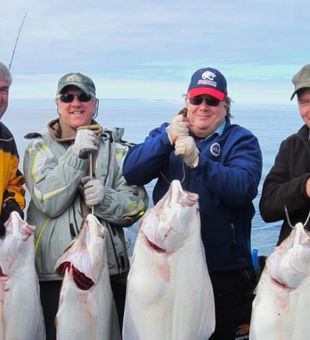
[260,124,310,244]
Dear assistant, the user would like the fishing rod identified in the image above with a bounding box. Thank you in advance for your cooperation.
[9,12,27,71]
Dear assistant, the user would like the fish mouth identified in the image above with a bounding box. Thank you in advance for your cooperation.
[0,265,6,277]
[269,274,292,290]
[145,236,166,253]
[57,262,94,290]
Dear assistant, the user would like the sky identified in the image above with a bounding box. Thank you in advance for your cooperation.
[1,0,310,104]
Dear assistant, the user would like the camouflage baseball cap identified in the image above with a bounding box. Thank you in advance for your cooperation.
[291,64,310,100]
[57,72,96,96]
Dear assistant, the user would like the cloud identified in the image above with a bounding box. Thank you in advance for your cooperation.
[1,0,310,103]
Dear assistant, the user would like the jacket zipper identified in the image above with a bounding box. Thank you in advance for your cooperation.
[230,222,236,252]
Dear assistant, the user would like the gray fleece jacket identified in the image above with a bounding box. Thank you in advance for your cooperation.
[23,119,147,281]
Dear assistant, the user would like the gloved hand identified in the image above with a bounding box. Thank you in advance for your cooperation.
[175,136,200,168]
[166,115,189,144]
[81,177,105,206]
[72,129,99,159]
[0,200,24,237]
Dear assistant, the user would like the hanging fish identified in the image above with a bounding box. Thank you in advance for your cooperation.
[0,211,45,340]
[123,180,215,340]
[250,222,310,340]
[55,214,121,340]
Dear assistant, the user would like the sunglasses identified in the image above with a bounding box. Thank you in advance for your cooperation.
[59,93,92,103]
[189,96,221,107]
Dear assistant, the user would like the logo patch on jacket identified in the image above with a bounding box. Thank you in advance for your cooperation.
[210,142,221,157]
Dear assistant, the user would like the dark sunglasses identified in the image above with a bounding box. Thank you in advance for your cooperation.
[189,96,221,107]
[59,93,92,103]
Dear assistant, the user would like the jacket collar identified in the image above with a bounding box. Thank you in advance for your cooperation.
[47,118,98,142]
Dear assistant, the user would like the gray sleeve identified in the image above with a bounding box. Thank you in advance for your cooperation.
[93,142,148,227]
[23,137,89,218]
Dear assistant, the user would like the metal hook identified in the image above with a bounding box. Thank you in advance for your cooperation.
[284,205,310,228]
[304,210,310,227]
[160,159,186,186]
[284,205,294,229]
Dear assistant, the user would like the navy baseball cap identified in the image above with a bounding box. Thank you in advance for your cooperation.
[187,67,227,100]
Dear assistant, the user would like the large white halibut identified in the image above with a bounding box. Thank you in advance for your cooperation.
[55,214,121,340]
[0,211,45,340]
[250,222,310,340]
[123,180,215,340]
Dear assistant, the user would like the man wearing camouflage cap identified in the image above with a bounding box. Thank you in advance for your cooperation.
[260,64,310,243]
[23,72,148,339]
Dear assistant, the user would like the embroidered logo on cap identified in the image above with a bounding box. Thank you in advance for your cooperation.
[66,74,82,82]
[198,71,217,87]
[210,143,221,157]
[202,71,216,81]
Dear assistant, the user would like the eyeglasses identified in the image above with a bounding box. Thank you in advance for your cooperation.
[189,96,221,107]
[58,93,92,103]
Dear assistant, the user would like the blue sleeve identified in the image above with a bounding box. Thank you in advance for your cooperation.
[196,130,262,207]
[123,123,174,185]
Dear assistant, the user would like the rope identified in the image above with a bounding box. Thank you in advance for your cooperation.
[89,153,94,215]
[160,160,186,185]
[284,205,310,229]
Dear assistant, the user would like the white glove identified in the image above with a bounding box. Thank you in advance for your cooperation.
[166,115,189,144]
[72,129,99,158]
[175,136,199,168]
[81,177,105,206]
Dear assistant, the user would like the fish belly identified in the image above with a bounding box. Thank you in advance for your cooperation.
[0,212,45,340]
[56,214,121,340]
[56,270,120,340]
[123,180,215,340]
[250,222,310,340]
[2,268,45,340]
[250,270,290,340]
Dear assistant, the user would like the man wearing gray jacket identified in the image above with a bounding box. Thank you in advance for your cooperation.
[23,72,147,340]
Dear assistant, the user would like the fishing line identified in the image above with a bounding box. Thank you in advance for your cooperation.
[9,12,27,71]
[89,153,95,215]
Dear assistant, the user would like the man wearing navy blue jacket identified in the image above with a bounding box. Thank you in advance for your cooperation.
[123,67,262,340]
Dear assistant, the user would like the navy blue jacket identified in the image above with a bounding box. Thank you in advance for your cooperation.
[123,119,262,272]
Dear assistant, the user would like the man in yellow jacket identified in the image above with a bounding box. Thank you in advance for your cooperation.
[0,62,25,235]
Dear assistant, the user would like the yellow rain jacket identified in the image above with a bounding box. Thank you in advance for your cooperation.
[0,122,25,215]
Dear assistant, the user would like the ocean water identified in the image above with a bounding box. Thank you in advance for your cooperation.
[3,98,302,257]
